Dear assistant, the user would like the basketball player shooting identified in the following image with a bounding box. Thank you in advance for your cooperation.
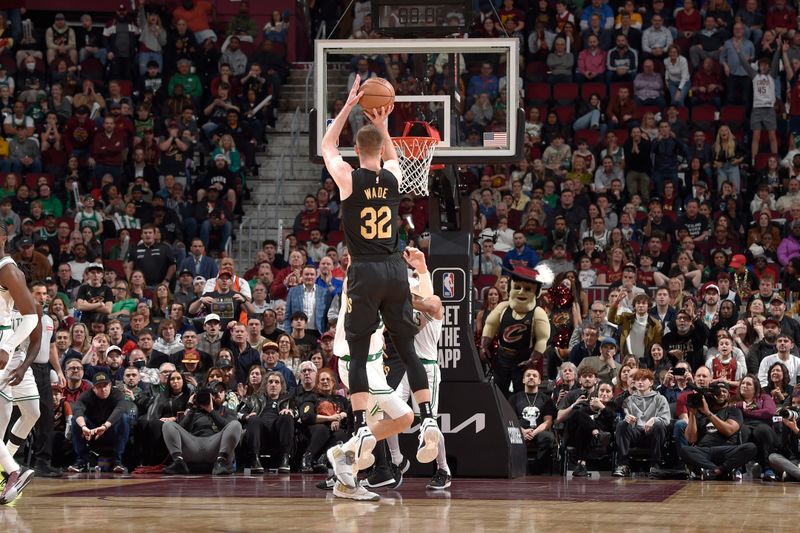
[321,75,442,488]
[0,222,42,505]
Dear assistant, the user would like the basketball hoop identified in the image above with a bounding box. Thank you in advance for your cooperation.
[392,121,443,197]
[392,136,436,197]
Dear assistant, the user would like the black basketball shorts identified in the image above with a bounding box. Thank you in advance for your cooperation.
[344,253,417,341]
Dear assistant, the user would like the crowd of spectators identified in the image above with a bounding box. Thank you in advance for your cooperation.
[0,2,347,477]
[252,0,800,481]
[45,233,353,475]
[1,0,289,271]
[441,0,800,481]
[10,0,800,482]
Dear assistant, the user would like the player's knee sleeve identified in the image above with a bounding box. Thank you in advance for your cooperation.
[392,335,428,392]
[347,337,371,394]
[0,399,13,435]
[17,398,41,422]
[12,400,40,437]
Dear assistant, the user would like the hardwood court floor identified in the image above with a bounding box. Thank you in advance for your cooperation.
[2,474,798,532]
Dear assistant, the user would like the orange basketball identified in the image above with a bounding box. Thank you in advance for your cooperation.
[359,77,395,113]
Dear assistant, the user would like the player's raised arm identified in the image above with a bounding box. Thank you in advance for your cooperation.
[322,74,362,196]
[404,246,432,297]
[364,104,403,187]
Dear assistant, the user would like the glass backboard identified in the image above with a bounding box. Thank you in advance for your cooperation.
[310,38,523,164]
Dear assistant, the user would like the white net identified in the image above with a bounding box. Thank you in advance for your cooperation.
[392,137,436,197]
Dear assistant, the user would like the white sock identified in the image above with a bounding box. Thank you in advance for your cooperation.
[436,438,450,474]
[387,434,403,465]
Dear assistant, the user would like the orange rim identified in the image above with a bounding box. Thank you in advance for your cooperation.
[392,136,437,160]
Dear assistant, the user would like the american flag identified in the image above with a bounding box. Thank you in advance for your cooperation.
[483,131,507,148]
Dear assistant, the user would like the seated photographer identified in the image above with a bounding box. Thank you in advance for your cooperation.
[768,390,800,482]
[162,381,243,475]
[241,371,295,474]
[679,383,757,480]
[613,368,672,477]
[564,382,616,477]
[509,367,557,474]
[734,374,780,481]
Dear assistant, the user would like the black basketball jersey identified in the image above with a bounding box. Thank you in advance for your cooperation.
[499,306,535,353]
[341,167,401,256]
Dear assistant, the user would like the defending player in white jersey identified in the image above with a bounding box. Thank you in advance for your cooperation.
[0,222,43,505]
[329,280,414,501]
[328,249,434,500]
[389,259,451,489]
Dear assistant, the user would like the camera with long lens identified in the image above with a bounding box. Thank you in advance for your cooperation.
[192,387,212,408]
[686,382,726,409]
[685,391,705,409]
[778,407,800,421]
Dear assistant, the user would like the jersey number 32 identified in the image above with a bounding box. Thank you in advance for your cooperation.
[360,206,392,240]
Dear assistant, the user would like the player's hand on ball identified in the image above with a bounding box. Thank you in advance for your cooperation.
[364,104,394,126]
[346,74,364,108]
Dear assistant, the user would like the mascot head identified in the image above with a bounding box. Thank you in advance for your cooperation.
[506,264,554,314]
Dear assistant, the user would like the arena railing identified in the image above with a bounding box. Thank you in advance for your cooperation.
[235,102,301,266]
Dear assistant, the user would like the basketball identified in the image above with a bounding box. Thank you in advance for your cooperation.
[359,77,395,113]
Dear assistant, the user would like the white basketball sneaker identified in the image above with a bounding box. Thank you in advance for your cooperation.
[416,418,442,463]
[326,444,357,489]
[333,481,380,501]
[343,425,377,471]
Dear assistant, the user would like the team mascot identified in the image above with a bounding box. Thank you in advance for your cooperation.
[479,265,553,396]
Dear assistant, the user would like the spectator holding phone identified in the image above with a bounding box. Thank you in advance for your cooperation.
[657,361,693,405]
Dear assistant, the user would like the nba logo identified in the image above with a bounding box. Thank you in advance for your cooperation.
[442,273,455,299]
